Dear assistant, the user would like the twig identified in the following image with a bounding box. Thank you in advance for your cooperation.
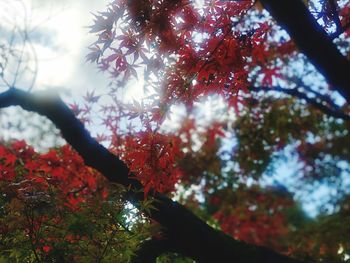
[250,85,350,121]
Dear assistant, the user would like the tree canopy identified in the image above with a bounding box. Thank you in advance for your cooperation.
[0,0,350,262]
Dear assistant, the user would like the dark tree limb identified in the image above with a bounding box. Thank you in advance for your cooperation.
[330,21,350,39]
[132,237,176,263]
[327,0,342,36]
[297,81,340,109]
[250,86,350,121]
[260,0,350,104]
[0,88,306,263]
[0,88,134,187]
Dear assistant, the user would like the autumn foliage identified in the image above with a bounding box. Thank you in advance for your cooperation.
[1,0,350,262]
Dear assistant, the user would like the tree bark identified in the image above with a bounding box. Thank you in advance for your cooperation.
[0,88,306,263]
[260,0,350,104]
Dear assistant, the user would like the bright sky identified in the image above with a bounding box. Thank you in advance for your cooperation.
[0,0,345,218]
[0,0,150,144]
[0,0,115,96]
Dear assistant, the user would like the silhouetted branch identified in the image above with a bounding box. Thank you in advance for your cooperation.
[327,0,342,37]
[0,88,306,263]
[260,0,350,104]
[132,238,175,263]
[330,21,350,40]
[297,82,340,110]
[250,86,350,121]
[0,88,134,187]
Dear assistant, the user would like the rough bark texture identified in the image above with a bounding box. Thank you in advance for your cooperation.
[260,0,350,104]
[0,88,305,263]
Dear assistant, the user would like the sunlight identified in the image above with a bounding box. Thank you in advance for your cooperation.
[0,0,107,92]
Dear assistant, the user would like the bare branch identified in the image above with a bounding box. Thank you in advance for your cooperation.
[0,88,134,187]
[250,86,350,121]
[327,0,342,37]
[132,238,175,263]
[260,0,350,104]
[330,21,350,40]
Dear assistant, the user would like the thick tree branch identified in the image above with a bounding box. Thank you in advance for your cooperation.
[0,88,135,187]
[132,238,175,263]
[250,86,350,121]
[0,88,306,263]
[260,0,350,104]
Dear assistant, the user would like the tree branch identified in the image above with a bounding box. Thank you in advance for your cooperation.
[328,0,342,37]
[0,88,135,187]
[260,0,350,104]
[132,238,175,263]
[330,21,350,39]
[0,88,306,263]
[250,86,350,121]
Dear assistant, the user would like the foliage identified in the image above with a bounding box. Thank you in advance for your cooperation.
[0,141,150,262]
[1,0,350,262]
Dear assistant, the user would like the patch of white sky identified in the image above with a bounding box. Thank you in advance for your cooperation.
[0,0,348,218]
[0,0,114,145]
[1,1,78,89]
[0,0,144,143]
[0,0,147,100]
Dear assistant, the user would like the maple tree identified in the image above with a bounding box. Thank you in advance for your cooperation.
[0,0,350,262]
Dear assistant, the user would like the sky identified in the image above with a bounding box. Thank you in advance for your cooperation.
[0,0,120,149]
[0,0,346,218]
[0,0,111,94]
[0,0,148,145]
